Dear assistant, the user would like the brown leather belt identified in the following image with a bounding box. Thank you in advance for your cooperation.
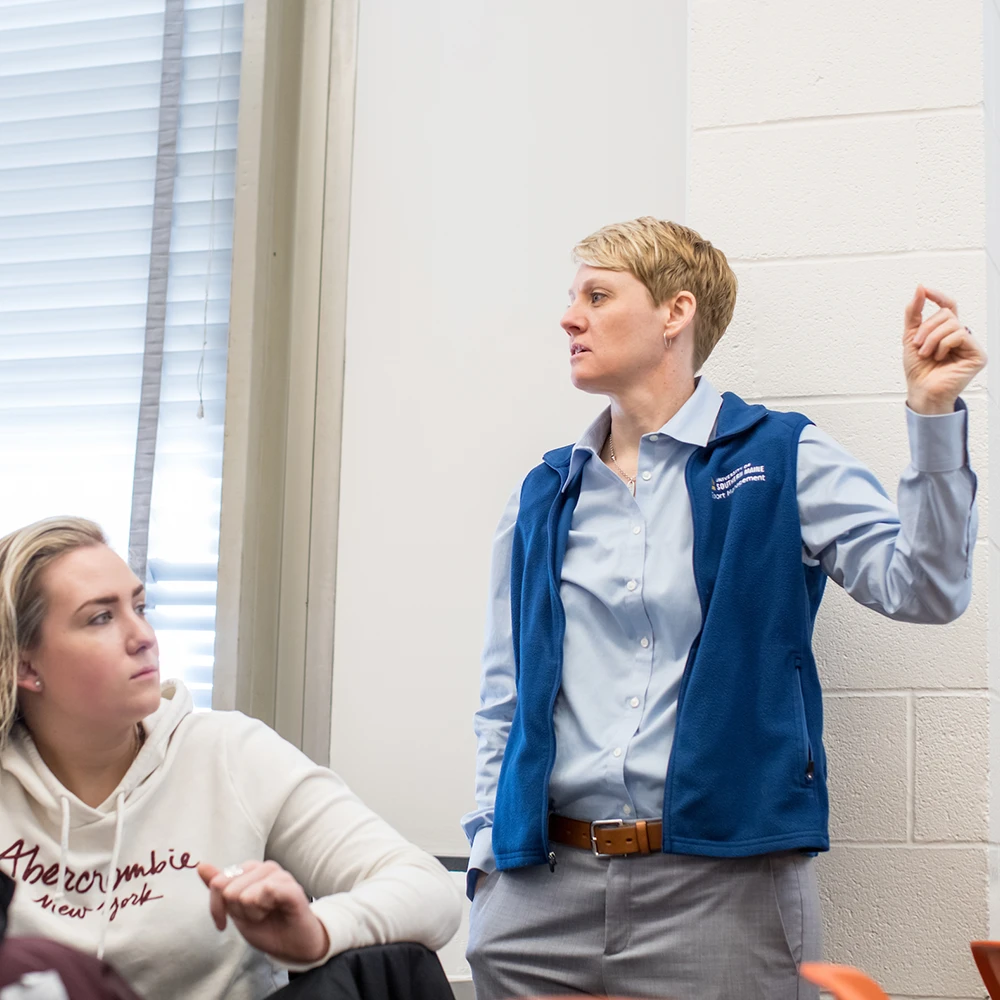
[548,814,663,857]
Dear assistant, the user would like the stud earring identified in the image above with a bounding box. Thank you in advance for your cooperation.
[34,678,42,690]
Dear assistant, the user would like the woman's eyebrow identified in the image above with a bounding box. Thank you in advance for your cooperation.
[74,584,144,615]
[569,279,600,299]
[74,594,119,614]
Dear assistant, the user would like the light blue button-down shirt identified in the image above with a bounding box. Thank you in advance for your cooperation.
[463,378,977,876]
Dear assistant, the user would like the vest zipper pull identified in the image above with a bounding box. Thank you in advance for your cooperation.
[547,851,557,872]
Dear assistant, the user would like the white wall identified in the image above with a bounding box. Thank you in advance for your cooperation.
[692,2,993,997]
[331,0,687,855]
[329,2,997,993]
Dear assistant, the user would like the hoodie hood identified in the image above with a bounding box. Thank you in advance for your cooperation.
[1,681,193,826]
[0,681,193,957]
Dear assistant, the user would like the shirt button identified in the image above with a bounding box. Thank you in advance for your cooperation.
[626,579,637,591]
[622,804,632,815]
[630,696,640,708]
[649,434,658,442]
[613,747,622,758]
[640,637,649,648]
[632,525,642,535]
[641,471,651,481]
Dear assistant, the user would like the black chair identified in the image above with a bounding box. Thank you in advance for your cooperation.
[272,942,455,1000]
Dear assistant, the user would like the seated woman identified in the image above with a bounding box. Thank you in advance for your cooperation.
[0,517,462,1000]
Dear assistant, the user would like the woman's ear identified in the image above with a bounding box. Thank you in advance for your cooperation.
[664,290,697,339]
[16,658,41,694]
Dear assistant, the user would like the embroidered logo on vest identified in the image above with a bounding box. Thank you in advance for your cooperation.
[710,462,767,500]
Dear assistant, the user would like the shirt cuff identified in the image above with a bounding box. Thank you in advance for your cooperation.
[466,827,496,900]
[906,397,969,473]
[274,899,353,973]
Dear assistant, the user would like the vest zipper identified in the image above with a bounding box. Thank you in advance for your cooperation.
[540,487,572,865]
[662,449,709,853]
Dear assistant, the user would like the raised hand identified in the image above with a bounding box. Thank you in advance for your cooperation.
[198,860,330,965]
[903,285,986,414]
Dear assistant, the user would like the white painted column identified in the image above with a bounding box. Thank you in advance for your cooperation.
[332,3,686,986]
[331,0,687,854]
[691,3,993,997]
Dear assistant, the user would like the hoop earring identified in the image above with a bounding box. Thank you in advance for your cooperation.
[663,331,674,349]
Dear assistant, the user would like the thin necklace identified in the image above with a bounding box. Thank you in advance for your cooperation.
[607,433,636,495]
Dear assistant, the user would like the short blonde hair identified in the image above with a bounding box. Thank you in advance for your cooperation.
[573,217,737,370]
[0,517,106,751]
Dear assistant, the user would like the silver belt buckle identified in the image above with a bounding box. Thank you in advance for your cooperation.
[590,818,624,858]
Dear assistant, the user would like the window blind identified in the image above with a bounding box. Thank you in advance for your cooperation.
[0,0,243,709]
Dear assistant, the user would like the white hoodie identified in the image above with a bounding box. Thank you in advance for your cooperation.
[0,681,462,1000]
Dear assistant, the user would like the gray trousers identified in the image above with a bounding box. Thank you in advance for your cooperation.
[467,847,821,1000]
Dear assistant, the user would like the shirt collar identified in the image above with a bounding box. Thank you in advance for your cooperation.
[564,377,724,491]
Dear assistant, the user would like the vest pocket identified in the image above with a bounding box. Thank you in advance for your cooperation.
[794,654,815,786]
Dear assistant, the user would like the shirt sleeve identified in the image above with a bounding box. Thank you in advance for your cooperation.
[225,719,462,971]
[797,400,977,623]
[459,487,521,899]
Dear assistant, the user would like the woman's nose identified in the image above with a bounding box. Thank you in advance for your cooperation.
[561,304,585,334]
[129,614,157,653]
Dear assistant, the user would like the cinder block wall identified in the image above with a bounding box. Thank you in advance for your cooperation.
[692,3,994,997]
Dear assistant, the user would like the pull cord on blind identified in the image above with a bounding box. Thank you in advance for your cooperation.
[129,0,183,581]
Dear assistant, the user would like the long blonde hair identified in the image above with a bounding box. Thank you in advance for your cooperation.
[0,516,107,752]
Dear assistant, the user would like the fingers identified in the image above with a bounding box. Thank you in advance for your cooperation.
[904,284,926,329]
[214,861,267,924]
[905,286,962,354]
[964,329,987,367]
[914,308,957,350]
[197,862,220,887]
[231,867,303,924]
[921,285,958,314]
[933,329,970,362]
[916,315,963,359]
[206,861,305,927]
[197,862,227,930]
[203,860,263,930]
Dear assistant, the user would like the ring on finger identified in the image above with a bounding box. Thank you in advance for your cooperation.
[222,865,245,879]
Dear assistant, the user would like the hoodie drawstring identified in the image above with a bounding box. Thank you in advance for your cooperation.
[53,797,70,902]
[96,791,126,960]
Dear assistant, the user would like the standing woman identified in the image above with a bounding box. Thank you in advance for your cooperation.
[0,518,461,1000]
[463,217,985,1000]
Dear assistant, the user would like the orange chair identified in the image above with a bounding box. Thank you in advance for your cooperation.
[799,961,889,1000]
[971,941,1000,998]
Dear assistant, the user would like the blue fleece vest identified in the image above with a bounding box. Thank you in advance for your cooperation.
[493,392,830,869]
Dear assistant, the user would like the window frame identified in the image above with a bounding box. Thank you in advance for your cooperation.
[214,0,358,763]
